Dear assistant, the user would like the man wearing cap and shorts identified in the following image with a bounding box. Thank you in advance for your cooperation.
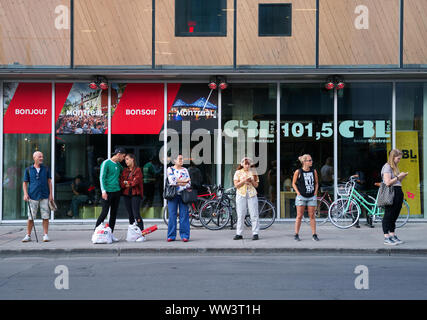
[22,151,53,242]
[95,147,126,241]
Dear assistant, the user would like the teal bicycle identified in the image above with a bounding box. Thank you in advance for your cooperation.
[328,176,410,229]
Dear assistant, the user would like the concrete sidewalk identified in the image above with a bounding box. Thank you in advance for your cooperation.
[1,221,426,257]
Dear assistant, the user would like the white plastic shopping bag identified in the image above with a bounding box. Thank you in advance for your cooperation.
[92,223,113,244]
[126,223,144,242]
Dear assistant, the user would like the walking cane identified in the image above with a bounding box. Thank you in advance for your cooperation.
[27,201,38,243]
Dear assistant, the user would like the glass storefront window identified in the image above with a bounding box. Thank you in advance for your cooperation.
[3,134,51,220]
[111,83,169,220]
[111,135,164,220]
[396,82,427,218]
[54,83,108,219]
[337,83,392,213]
[3,82,53,220]
[280,84,334,218]
[167,83,218,190]
[222,84,277,206]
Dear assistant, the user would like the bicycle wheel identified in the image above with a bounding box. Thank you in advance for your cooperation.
[162,206,169,226]
[199,200,231,230]
[374,199,410,228]
[328,198,361,229]
[244,198,276,230]
[189,199,205,228]
[302,198,329,226]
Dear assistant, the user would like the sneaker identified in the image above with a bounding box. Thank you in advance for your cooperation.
[167,238,175,242]
[252,234,259,241]
[391,235,403,244]
[294,234,301,241]
[384,237,398,246]
[136,236,146,242]
[182,238,189,242]
[22,234,31,242]
[42,234,50,242]
[111,235,119,242]
[233,235,243,240]
[312,234,320,241]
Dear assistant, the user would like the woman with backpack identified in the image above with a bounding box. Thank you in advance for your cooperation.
[292,154,319,242]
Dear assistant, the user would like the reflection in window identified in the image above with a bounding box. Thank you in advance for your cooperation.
[111,135,164,220]
[222,84,277,204]
[3,134,51,220]
[55,135,107,219]
[55,83,108,219]
[166,83,218,192]
[259,4,292,37]
[280,84,334,218]
[338,83,392,200]
[175,0,227,36]
[396,82,427,218]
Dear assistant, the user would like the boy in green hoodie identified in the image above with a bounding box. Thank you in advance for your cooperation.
[95,147,126,241]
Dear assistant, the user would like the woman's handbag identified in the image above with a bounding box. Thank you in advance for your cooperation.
[377,182,395,207]
[181,187,198,204]
[163,177,177,200]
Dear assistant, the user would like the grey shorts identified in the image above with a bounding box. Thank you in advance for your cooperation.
[295,195,317,207]
[28,199,50,220]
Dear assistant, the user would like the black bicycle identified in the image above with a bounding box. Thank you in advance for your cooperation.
[199,186,276,231]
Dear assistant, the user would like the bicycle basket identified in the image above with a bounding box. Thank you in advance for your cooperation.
[336,184,351,196]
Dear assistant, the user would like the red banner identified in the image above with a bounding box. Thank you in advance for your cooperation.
[3,83,52,134]
[3,83,183,135]
[111,83,180,134]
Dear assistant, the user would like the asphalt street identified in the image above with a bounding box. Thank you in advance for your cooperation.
[1,255,426,300]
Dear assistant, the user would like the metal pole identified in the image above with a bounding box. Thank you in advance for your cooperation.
[276,82,281,220]
[334,87,338,201]
[217,88,222,186]
[392,82,396,149]
[164,83,168,209]
[51,82,55,221]
[0,81,3,223]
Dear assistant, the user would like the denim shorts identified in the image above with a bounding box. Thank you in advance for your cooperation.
[295,195,317,207]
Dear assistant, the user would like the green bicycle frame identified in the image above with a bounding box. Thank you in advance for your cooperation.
[344,184,382,217]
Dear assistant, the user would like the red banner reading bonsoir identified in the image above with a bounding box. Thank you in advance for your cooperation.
[111,83,180,134]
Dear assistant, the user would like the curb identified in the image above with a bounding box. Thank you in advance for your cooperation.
[2,247,427,258]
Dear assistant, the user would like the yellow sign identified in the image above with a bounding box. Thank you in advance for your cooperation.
[387,131,421,216]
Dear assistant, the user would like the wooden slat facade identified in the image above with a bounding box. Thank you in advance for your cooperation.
[155,0,234,66]
[237,0,316,66]
[0,0,70,66]
[0,0,425,68]
[319,0,400,66]
[404,0,427,65]
[74,0,152,66]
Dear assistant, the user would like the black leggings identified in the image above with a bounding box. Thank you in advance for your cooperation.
[382,186,403,234]
[123,195,144,230]
[95,191,121,232]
